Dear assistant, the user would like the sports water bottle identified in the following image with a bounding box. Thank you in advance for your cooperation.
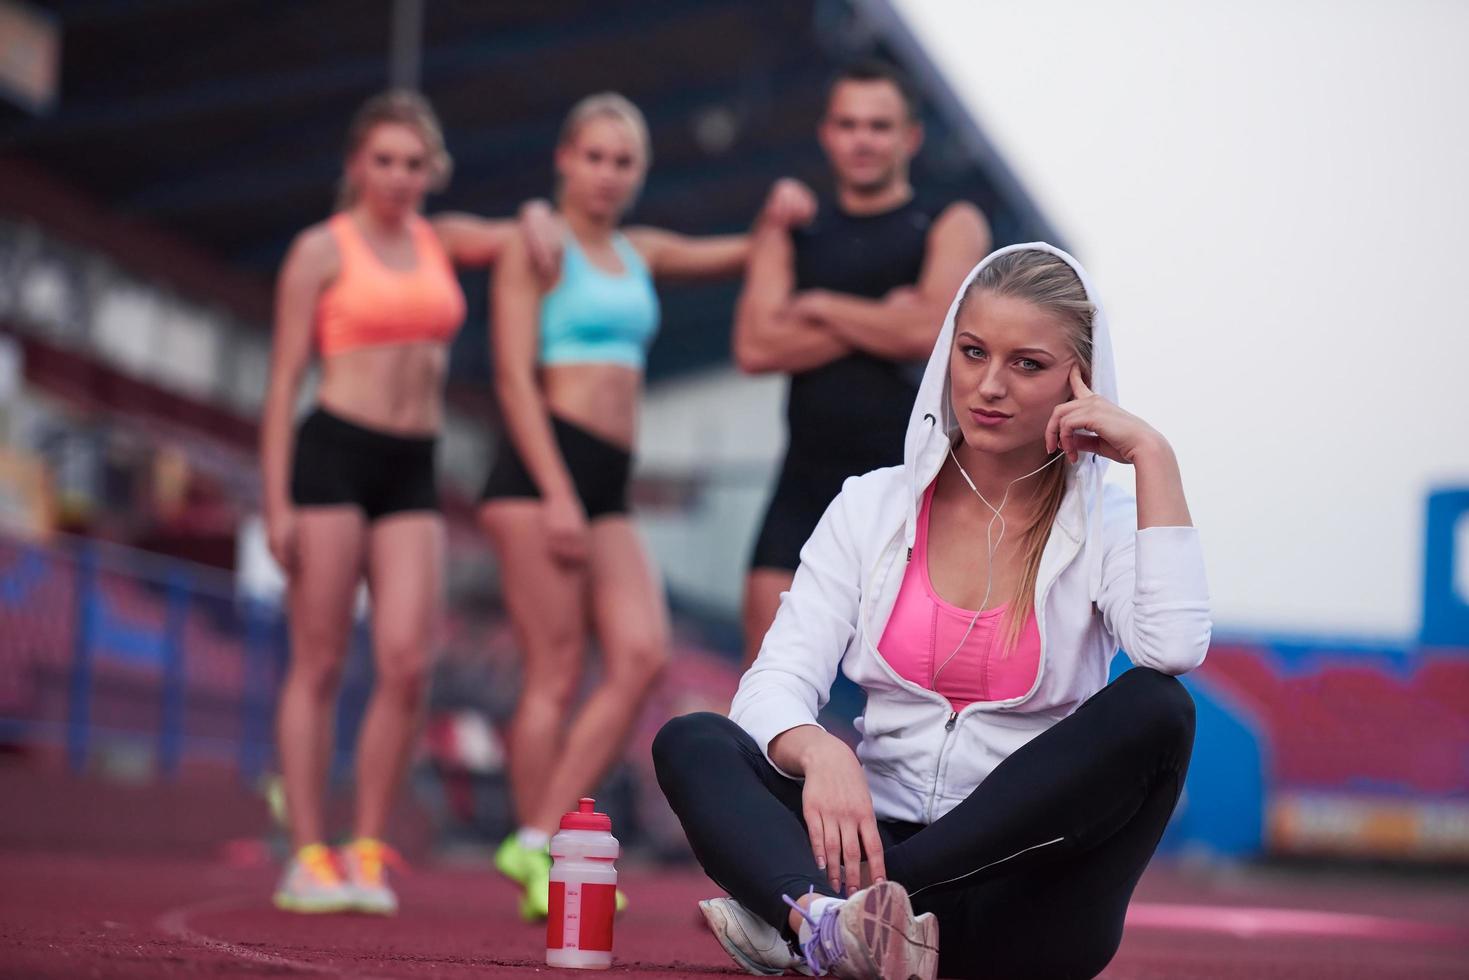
[546,798,620,969]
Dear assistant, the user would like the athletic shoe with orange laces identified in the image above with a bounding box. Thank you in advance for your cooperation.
[273,843,355,913]
[339,837,404,915]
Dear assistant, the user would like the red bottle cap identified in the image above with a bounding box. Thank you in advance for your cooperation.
[559,797,611,832]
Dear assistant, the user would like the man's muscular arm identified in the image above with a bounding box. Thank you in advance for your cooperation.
[732,218,853,374]
[789,202,990,361]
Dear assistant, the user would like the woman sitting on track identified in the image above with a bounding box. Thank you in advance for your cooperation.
[480,92,814,920]
[261,90,559,915]
[654,244,1211,980]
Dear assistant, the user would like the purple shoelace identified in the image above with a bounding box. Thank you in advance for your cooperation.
[782,888,844,976]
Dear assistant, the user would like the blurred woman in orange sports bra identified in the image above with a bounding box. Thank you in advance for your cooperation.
[259,90,559,916]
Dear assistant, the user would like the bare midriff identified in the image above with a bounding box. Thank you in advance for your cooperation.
[540,363,642,450]
[316,342,449,436]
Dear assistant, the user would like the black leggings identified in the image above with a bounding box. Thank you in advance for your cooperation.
[653,667,1195,980]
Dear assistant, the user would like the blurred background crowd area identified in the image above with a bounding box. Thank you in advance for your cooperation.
[0,0,1464,874]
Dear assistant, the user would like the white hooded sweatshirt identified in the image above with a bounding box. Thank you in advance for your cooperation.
[730,243,1212,826]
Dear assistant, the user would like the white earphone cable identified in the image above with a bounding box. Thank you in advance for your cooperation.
[931,443,1062,687]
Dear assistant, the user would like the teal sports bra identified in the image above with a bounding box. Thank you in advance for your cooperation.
[539,233,660,369]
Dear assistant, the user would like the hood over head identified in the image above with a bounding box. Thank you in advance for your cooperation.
[901,242,1118,599]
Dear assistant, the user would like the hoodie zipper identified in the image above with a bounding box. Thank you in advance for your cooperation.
[918,529,1083,824]
[903,514,961,823]
[859,531,952,712]
[865,466,1084,825]
[923,709,961,822]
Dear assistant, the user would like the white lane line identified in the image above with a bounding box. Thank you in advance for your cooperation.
[154,893,394,979]
[1126,902,1469,944]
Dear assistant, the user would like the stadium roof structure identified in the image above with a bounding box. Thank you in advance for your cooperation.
[2,0,1058,385]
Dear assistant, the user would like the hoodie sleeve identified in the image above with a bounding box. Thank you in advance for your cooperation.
[729,474,871,778]
[1094,485,1213,675]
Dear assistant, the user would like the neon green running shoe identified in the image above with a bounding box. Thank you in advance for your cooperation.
[495,835,552,922]
[494,835,628,921]
[261,773,287,829]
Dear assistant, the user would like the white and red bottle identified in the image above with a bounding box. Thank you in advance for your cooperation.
[546,797,620,969]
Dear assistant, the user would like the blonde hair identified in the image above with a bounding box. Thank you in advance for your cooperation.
[954,250,1095,650]
[555,92,655,208]
[337,89,452,209]
[558,92,652,167]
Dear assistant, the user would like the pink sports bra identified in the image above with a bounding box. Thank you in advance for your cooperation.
[877,483,1041,710]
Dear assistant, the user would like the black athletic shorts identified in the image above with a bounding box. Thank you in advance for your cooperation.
[749,450,863,573]
[290,407,438,520]
[480,416,631,519]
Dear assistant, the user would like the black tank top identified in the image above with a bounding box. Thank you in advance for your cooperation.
[787,194,944,468]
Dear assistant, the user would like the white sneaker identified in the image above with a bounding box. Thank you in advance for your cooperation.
[699,897,815,976]
[784,881,939,980]
[273,844,355,914]
[338,838,400,915]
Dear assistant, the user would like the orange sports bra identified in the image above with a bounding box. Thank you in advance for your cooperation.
[315,212,466,357]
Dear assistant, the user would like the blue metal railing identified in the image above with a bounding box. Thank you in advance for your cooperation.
[0,532,301,783]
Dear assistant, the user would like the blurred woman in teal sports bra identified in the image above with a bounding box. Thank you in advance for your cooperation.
[480,92,814,918]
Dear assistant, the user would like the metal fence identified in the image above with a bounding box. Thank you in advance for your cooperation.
[0,528,747,855]
[0,532,367,784]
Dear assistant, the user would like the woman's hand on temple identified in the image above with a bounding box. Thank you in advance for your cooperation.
[1047,365,1170,466]
[798,733,886,895]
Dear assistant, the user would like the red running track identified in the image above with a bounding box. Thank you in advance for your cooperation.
[2,848,1467,979]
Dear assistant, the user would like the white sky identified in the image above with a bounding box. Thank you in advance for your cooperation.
[896,0,1468,638]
